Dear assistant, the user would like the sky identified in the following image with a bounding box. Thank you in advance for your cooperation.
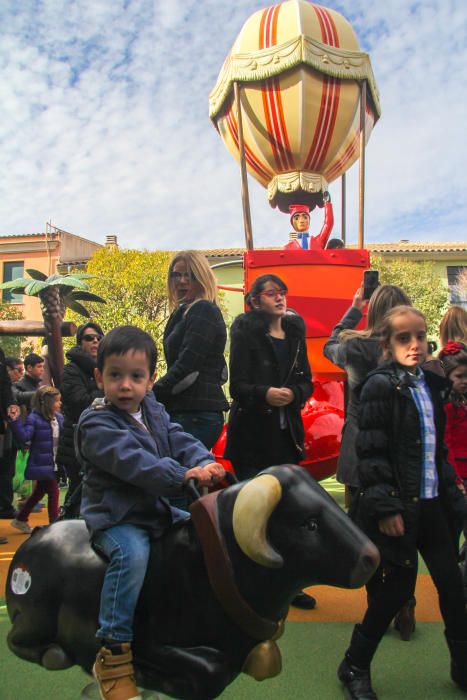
[0,0,466,251]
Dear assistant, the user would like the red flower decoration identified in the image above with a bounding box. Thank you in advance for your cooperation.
[439,340,465,357]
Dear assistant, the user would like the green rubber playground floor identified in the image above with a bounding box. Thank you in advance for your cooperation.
[0,606,464,700]
[1,479,464,699]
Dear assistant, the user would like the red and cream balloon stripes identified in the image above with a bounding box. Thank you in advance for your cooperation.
[214,1,377,192]
[259,5,295,172]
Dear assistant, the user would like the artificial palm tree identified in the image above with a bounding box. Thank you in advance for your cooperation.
[0,269,105,385]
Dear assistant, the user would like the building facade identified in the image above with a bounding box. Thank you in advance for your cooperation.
[0,226,102,323]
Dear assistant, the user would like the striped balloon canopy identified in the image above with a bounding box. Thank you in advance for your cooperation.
[209,0,381,212]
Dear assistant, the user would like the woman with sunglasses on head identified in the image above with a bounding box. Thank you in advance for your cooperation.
[153,251,229,452]
[56,322,104,515]
[225,274,315,609]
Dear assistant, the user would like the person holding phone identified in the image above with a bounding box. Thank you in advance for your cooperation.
[363,270,379,301]
[324,280,412,490]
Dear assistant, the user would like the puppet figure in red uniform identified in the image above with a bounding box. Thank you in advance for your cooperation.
[285,192,334,251]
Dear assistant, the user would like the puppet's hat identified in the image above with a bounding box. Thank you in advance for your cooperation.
[289,204,310,226]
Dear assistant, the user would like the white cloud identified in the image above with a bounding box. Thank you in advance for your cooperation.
[0,0,465,249]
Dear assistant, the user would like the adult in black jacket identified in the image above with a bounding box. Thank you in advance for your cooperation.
[15,352,44,412]
[338,307,467,700]
[56,323,103,512]
[153,250,228,450]
[0,348,16,528]
[225,274,314,609]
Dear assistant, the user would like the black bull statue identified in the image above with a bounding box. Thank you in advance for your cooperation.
[6,466,379,699]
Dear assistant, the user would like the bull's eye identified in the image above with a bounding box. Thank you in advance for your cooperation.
[301,517,318,532]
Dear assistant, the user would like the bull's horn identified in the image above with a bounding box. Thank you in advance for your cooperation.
[232,474,283,568]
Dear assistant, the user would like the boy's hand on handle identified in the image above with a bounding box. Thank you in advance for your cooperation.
[184,462,225,487]
[352,285,366,312]
[266,387,294,406]
[378,514,405,537]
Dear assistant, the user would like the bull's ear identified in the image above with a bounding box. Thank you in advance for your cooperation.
[233,474,284,569]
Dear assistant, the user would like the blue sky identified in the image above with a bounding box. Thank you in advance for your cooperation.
[0,0,466,250]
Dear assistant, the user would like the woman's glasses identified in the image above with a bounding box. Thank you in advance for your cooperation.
[170,271,194,281]
[82,334,102,342]
[257,289,287,299]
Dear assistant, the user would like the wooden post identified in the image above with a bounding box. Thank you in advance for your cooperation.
[341,172,346,245]
[234,81,254,250]
[358,81,367,249]
[0,320,77,337]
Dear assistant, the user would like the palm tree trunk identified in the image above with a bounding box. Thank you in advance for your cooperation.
[39,288,65,387]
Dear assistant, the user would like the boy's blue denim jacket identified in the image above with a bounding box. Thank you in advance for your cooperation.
[76,392,215,537]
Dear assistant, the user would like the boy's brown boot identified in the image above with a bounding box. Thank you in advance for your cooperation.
[93,643,142,700]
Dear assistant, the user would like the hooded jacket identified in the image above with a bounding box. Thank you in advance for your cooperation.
[56,345,103,470]
[225,310,313,472]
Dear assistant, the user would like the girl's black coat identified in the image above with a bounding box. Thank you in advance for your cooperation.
[225,310,313,470]
[352,362,466,567]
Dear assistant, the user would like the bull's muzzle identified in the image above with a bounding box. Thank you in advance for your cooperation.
[349,540,380,588]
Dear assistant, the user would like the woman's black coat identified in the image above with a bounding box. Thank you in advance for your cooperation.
[352,362,466,568]
[0,348,13,434]
[225,310,313,472]
[153,300,229,414]
[56,346,102,470]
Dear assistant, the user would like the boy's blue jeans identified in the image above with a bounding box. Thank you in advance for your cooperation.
[94,523,151,642]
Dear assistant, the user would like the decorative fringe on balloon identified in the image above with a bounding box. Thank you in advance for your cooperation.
[209,35,381,122]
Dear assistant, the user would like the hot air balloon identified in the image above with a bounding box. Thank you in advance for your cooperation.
[210,1,381,481]
[209,0,381,244]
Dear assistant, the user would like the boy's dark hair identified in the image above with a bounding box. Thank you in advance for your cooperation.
[24,353,44,369]
[97,326,157,375]
[5,356,21,370]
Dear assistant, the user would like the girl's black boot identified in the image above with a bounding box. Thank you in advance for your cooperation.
[337,625,379,700]
[445,634,467,691]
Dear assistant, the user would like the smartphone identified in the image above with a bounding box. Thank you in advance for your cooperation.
[363,270,379,300]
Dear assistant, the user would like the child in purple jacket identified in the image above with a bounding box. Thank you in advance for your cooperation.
[8,385,63,533]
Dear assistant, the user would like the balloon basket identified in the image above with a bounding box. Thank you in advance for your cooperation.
[81,682,161,699]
